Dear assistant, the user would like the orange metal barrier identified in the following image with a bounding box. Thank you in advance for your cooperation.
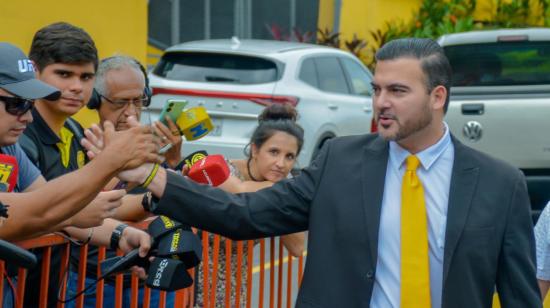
[1,227,305,308]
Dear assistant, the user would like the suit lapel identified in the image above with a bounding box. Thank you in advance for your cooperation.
[442,137,480,285]
[362,136,389,264]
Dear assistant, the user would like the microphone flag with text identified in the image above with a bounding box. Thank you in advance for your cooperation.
[0,154,18,192]
[0,155,37,269]
[175,107,214,141]
[158,107,213,154]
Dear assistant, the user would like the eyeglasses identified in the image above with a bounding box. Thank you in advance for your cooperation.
[100,94,148,110]
[0,95,35,116]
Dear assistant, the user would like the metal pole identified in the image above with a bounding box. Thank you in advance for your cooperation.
[171,0,180,44]
[234,0,241,38]
[333,0,341,33]
[246,0,252,38]
[290,0,296,30]
[205,0,211,39]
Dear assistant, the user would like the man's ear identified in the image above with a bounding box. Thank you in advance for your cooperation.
[430,85,447,111]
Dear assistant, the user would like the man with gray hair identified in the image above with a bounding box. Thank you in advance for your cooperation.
[76,55,181,307]
[88,55,182,168]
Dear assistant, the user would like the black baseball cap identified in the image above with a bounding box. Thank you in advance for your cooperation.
[0,42,60,100]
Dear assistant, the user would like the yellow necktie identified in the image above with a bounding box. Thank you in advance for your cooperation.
[56,126,74,168]
[401,155,431,308]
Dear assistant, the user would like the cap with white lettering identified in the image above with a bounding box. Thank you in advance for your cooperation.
[0,42,60,100]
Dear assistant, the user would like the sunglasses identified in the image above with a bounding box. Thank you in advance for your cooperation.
[0,95,35,116]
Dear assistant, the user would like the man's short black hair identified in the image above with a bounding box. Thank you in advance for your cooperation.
[29,22,98,72]
[375,38,452,112]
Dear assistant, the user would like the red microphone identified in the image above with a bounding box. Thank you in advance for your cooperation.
[187,154,230,187]
[0,154,18,192]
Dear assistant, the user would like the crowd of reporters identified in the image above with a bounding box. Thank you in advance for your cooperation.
[0,21,308,308]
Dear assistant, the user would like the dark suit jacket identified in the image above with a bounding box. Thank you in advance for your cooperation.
[153,133,541,307]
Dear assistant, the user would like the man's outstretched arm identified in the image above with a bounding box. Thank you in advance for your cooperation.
[0,121,159,240]
[118,139,333,240]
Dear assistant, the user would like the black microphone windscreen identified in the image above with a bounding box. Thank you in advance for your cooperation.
[156,228,202,268]
[0,239,36,269]
[183,150,208,168]
[148,215,183,242]
[145,258,193,291]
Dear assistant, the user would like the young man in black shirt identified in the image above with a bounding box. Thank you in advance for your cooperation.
[19,22,152,308]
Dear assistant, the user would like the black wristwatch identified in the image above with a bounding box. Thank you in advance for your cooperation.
[110,223,129,250]
[149,194,160,212]
[0,201,9,218]
[141,192,152,212]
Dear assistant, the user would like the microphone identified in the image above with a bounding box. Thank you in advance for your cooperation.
[158,107,212,154]
[101,215,181,276]
[100,215,203,292]
[182,150,208,168]
[174,150,208,171]
[155,227,202,268]
[145,258,193,291]
[147,215,183,240]
[0,239,37,269]
[0,154,18,192]
[99,248,151,277]
[175,107,214,141]
[187,154,230,186]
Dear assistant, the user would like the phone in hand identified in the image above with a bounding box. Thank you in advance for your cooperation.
[159,99,188,126]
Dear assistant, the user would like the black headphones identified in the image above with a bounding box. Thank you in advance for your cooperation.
[87,56,152,110]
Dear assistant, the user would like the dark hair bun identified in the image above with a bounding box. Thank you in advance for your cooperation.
[258,104,298,123]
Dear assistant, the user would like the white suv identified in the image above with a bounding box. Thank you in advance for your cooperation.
[149,39,375,168]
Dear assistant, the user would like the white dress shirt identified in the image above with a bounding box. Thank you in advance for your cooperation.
[370,122,454,308]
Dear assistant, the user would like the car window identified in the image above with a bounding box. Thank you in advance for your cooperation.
[298,58,319,88]
[153,52,280,84]
[314,57,350,94]
[445,42,550,86]
[340,58,373,96]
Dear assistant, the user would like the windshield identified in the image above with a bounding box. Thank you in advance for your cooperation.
[444,41,550,86]
[153,52,280,85]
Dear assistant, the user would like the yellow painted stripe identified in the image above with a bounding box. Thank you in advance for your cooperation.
[252,251,308,274]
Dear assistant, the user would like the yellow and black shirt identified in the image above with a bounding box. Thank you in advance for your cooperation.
[20,108,87,181]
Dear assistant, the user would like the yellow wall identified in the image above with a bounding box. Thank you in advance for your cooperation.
[473,0,546,23]
[332,0,546,48]
[147,44,164,69]
[338,0,422,46]
[318,0,336,33]
[0,0,148,127]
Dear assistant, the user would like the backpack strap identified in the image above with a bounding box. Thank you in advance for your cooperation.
[65,117,85,144]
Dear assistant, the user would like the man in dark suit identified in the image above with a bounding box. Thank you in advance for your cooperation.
[111,38,541,307]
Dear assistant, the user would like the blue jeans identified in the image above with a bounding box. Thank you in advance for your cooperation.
[2,279,14,308]
[66,271,175,308]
